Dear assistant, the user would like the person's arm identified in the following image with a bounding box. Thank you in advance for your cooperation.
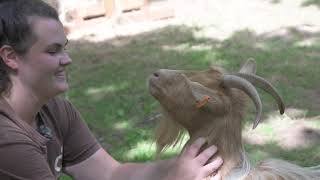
[65,137,223,180]
[56,98,222,179]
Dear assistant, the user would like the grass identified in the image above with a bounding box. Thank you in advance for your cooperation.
[301,0,320,8]
[61,25,320,179]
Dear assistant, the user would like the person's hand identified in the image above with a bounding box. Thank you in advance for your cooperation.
[165,137,223,180]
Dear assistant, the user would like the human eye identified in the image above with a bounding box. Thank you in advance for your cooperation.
[46,46,63,55]
[47,49,58,55]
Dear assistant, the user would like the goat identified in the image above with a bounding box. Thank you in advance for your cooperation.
[148,59,320,179]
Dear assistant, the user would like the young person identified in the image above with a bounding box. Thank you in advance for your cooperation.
[0,0,223,179]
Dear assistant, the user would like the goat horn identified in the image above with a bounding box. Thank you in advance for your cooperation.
[223,75,262,129]
[233,73,285,114]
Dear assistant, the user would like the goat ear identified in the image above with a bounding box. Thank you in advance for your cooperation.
[189,82,214,109]
[239,58,257,74]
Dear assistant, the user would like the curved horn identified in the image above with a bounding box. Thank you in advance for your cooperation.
[223,75,262,129]
[233,73,285,114]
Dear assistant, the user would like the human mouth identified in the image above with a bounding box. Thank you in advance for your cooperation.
[55,71,67,80]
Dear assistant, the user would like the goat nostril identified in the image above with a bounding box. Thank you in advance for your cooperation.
[153,72,159,77]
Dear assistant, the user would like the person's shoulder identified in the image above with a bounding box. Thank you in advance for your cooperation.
[42,96,81,134]
[46,96,71,108]
[44,96,77,115]
[0,114,20,133]
[0,117,53,180]
[0,115,34,145]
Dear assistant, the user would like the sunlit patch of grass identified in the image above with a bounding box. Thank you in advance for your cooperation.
[124,133,189,162]
[125,140,156,161]
[86,83,129,96]
[123,141,184,162]
[256,124,275,136]
[113,121,132,130]
[162,43,213,52]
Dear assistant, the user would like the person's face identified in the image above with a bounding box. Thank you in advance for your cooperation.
[17,17,71,99]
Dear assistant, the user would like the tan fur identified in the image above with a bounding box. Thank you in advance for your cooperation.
[155,110,185,155]
[149,64,320,180]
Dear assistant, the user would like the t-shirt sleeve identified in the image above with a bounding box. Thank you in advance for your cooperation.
[0,138,55,180]
[50,98,101,167]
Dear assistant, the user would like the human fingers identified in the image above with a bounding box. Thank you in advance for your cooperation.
[210,171,222,180]
[184,137,206,158]
[195,145,218,165]
[200,156,223,177]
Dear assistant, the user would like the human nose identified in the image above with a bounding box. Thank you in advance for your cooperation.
[60,52,72,66]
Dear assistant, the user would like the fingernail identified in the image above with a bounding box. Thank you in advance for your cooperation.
[210,145,217,153]
[196,137,206,144]
[216,156,223,164]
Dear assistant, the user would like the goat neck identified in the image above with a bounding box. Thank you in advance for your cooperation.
[186,90,248,178]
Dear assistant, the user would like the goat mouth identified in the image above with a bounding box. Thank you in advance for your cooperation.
[148,77,162,95]
[149,75,159,86]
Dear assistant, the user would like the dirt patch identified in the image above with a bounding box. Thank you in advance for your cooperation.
[243,133,272,146]
[244,114,320,150]
[67,0,320,42]
[276,121,320,150]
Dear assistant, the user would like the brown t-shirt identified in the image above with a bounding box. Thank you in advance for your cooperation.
[0,97,101,180]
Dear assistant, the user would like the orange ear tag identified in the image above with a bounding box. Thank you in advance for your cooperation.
[195,95,211,108]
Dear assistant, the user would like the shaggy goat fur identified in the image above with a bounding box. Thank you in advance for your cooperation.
[148,60,320,180]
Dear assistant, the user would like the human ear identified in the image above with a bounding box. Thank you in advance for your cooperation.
[0,45,19,70]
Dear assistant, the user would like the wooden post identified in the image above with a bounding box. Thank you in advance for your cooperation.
[104,0,115,18]
[144,0,149,6]
[104,0,150,19]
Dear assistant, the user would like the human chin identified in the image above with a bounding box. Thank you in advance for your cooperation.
[54,78,69,93]
[58,80,69,91]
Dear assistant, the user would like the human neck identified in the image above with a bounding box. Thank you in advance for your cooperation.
[3,83,47,127]
[187,115,244,177]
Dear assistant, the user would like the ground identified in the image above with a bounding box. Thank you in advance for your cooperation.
[244,112,320,150]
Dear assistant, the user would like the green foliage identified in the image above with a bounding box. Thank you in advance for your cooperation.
[301,0,320,8]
